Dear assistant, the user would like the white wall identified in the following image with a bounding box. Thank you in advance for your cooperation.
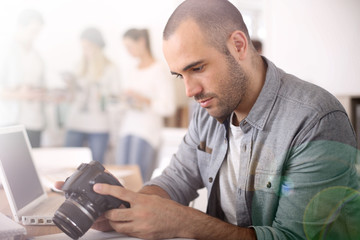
[264,0,360,95]
[1,0,359,95]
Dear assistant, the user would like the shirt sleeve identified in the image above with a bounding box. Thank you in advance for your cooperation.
[144,107,205,205]
[253,111,360,239]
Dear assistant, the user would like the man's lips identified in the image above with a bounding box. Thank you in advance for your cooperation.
[198,97,213,108]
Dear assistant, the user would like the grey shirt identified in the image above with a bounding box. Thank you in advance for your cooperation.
[146,58,359,239]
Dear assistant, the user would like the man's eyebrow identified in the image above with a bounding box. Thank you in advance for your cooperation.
[170,60,205,76]
[182,60,204,72]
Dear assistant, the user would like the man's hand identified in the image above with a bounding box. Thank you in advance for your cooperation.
[55,181,256,240]
[93,183,256,240]
[91,215,114,232]
[93,183,188,240]
[54,181,64,190]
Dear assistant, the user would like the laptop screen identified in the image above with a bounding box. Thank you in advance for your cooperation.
[0,130,44,210]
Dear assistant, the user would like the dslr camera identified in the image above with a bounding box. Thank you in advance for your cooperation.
[53,160,130,239]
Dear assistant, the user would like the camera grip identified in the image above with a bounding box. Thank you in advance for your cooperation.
[93,172,131,209]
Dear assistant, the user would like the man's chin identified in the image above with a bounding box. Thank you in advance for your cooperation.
[205,108,229,123]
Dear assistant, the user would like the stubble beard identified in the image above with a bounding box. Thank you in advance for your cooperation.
[202,54,248,122]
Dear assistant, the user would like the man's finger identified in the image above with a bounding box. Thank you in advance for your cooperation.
[54,181,64,190]
[93,183,136,203]
[91,215,114,232]
[108,220,137,237]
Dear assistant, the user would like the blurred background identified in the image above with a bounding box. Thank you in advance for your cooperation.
[0,0,360,180]
[1,0,359,93]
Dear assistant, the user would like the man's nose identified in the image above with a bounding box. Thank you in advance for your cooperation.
[184,77,202,98]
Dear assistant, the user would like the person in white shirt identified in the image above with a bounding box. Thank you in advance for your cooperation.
[117,28,176,181]
[64,27,120,164]
[0,9,46,147]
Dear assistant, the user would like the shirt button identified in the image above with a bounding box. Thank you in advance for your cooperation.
[266,182,272,188]
[243,145,247,152]
[224,138,227,144]
[209,177,213,183]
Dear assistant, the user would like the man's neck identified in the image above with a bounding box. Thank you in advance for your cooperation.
[234,54,267,124]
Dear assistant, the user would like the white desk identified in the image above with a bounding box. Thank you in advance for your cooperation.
[33,229,192,240]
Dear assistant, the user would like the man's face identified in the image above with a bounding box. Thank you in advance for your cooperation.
[163,20,248,121]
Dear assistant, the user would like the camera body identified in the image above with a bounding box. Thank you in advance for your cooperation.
[53,160,130,239]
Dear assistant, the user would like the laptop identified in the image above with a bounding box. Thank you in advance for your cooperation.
[0,125,63,225]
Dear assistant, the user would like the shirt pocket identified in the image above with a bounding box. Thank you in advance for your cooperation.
[196,147,211,169]
[254,170,281,195]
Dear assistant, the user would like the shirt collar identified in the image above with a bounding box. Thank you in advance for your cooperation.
[242,57,280,131]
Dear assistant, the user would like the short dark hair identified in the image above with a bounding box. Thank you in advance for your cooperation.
[163,0,250,55]
[123,28,153,57]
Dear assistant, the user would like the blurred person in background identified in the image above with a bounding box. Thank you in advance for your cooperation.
[116,28,175,181]
[0,9,46,147]
[63,27,120,164]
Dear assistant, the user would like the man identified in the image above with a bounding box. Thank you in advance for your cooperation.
[68,0,360,239]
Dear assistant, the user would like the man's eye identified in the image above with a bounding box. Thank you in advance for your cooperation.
[192,65,204,72]
[175,74,183,79]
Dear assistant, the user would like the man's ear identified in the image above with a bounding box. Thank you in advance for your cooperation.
[228,30,248,61]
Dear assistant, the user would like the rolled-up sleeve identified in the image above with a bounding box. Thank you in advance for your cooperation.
[145,109,205,205]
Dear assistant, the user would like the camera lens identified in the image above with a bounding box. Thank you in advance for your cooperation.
[53,193,100,239]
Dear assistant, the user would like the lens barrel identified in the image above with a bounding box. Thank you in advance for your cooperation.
[53,193,99,239]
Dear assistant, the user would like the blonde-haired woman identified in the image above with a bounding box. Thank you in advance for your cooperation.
[64,27,120,164]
